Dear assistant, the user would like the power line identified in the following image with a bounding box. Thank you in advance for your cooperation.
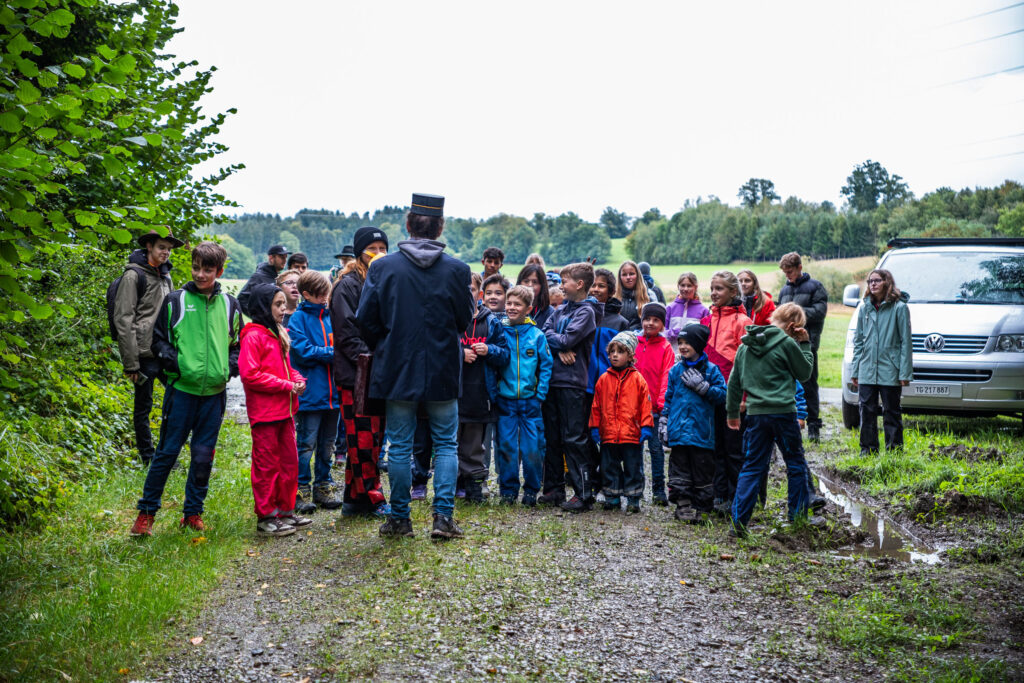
[956,132,1024,146]
[968,149,1024,161]
[941,27,1024,50]
[937,63,1024,87]
[939,2,1024,26]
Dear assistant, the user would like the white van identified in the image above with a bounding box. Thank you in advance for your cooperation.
[841,238,1024,430]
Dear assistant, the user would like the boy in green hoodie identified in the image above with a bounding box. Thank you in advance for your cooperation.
[726,303,816,534]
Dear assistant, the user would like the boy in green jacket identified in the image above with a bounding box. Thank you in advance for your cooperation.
[726,302,816,535]
[130,242,242,536]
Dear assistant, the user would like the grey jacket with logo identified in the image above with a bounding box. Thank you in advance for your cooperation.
[113,249,173,372]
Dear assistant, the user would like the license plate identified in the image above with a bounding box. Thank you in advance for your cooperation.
[905,384,961,397]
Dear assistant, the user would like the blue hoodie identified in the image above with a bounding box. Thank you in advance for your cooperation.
[287,299,337,411]
[498,317,553,401]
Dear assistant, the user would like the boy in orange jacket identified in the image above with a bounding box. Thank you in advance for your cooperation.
[590,331,654,513]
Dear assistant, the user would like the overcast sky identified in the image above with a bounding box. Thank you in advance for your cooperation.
[170,1,1024,222]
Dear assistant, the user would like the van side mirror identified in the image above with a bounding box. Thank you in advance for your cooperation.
[843,283,861,307]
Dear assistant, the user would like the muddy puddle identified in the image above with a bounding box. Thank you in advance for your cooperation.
[815,472,943,564]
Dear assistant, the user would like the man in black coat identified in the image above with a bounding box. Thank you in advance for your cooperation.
[237,244,290,316]
[778,251,829,441]
[356,193,475,540]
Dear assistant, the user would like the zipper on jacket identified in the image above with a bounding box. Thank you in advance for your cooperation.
[515,333,521,399]
[319,308,334,409]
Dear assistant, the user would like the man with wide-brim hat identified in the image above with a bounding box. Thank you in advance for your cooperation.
[330,245,356,282]
[238,244,291,317]
[112,228,181,465]
[356,193,475,540]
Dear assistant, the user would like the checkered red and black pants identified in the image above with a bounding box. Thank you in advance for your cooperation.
[340,388,386,509]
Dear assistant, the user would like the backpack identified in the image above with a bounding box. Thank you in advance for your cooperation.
[106,265,149,341]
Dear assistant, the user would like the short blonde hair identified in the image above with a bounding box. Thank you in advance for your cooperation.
[297,269,330,297]
[506,284,534,308]
[772,302,806,328]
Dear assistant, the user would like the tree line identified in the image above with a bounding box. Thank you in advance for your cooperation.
[216,163,1024,274]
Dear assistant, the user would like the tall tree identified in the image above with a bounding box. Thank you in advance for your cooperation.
[599,206,631,238]
[737,178,780,208]
[840,160,911,212]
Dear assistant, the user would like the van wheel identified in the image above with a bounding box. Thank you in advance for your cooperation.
[842,398,860,429]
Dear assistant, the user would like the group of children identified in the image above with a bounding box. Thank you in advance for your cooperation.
[127,239,823,541]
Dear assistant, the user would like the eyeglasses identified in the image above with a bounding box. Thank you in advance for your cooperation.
[281,280,298,287]
[866,278,883,284]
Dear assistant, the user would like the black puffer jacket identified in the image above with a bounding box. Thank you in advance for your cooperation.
[777,272,828,344]
[329,270,369,390]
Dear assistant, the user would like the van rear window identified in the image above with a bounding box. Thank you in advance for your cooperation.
[882,252,1024,305]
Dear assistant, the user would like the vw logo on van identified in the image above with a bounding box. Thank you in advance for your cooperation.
[924,333,946,353]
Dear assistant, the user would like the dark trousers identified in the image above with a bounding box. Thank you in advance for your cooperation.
[137,386,225,517]
[132,357,162,460]
[457,422,489,484]
[712,403,744,502]
[668,444,715,511]
[733,413,810,527]
[412,415,433,485]
[858,384,904,452]
[542,387,593,499]
[800,341,821,428]
[601,442,643,498]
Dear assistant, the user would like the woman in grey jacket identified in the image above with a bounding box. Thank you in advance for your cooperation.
[850,269,913,455]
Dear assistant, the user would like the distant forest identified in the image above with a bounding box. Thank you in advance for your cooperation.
[212,161,1024,277]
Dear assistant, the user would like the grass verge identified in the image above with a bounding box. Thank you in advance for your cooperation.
[0,418,254,682]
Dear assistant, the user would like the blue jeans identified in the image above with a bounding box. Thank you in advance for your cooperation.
[296,408,339,487]
[496,397,544,498]
[647,410,666,494]
[386,400,458,519]
[732,413,810,528]
[138,386,225,517]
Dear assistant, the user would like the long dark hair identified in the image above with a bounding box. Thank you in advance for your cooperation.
[868,268,902,304]
[517,264,550,312]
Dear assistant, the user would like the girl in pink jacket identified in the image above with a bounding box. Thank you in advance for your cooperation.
[239,284,310,537]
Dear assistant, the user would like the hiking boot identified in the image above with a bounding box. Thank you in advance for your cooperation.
[379,515,414,538]
[278,512,312,528]
[537,490,565,506]
[652,490,669,506]
[713,498,733,517]
[130,512,155,537]
[314,483,342,510]
[626,497,641,513]
[674,505,699,523]
[296,485,317,514]
[560,496,591,513]
[810,495,827,512]
[430,513,464,540]
[602,497,621,511]
[465,480,485,504]
[729,523,749,539]
[410,484,428,501]
[257,517,295,537]
[180,514,205,532]
[521,494,537,507]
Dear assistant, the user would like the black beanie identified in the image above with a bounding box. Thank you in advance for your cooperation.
[641,302,667,325]
[352,226,389,259]
[679,323,710,354]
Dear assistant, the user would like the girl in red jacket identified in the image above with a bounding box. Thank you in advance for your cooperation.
[737,269,776,326]
[700,270,753,514]
[239,284,310,537]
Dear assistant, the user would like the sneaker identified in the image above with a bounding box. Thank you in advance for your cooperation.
[379,515,414,538]
[278,512,312,528]
[130,512,155,537]
[560,496,591,513]
[807,515,827,528]
[537,490,565,506]
[521,494,537,507]
[729,523,749,539]
[652,491,669,507]
[626,497,641,513]
[602,497,621,511]
[296,485,317,514]
[372,502,392,518]
[180,514,205,532]
[455,488,466,499]
[378,458,388,474]
[430,513,464,540]
[314,483,343,510]
[410,484,428,501]
[674,505,699,523]
[257,517,295,537]
[810,495,827,512]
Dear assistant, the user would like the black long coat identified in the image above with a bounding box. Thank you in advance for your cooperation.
[355,239,474,402]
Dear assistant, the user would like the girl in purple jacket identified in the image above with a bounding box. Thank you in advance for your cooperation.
[665,272,710,350]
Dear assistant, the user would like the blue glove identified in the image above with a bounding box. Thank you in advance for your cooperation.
[590,427,601,444]
[641,426,653,443]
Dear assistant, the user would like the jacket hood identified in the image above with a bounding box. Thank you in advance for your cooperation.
[257,261,279,278]
[129,248,172,276]
[575,295,605,319]
[791,273,810,287]
[297,299,328,313]
[740,324,790,357]
[247,283,283,332]
[397,239,446,269]
[604,297,623,315]
[240,320,277,342]
[502,316,537,334]
[713,299,745,315]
